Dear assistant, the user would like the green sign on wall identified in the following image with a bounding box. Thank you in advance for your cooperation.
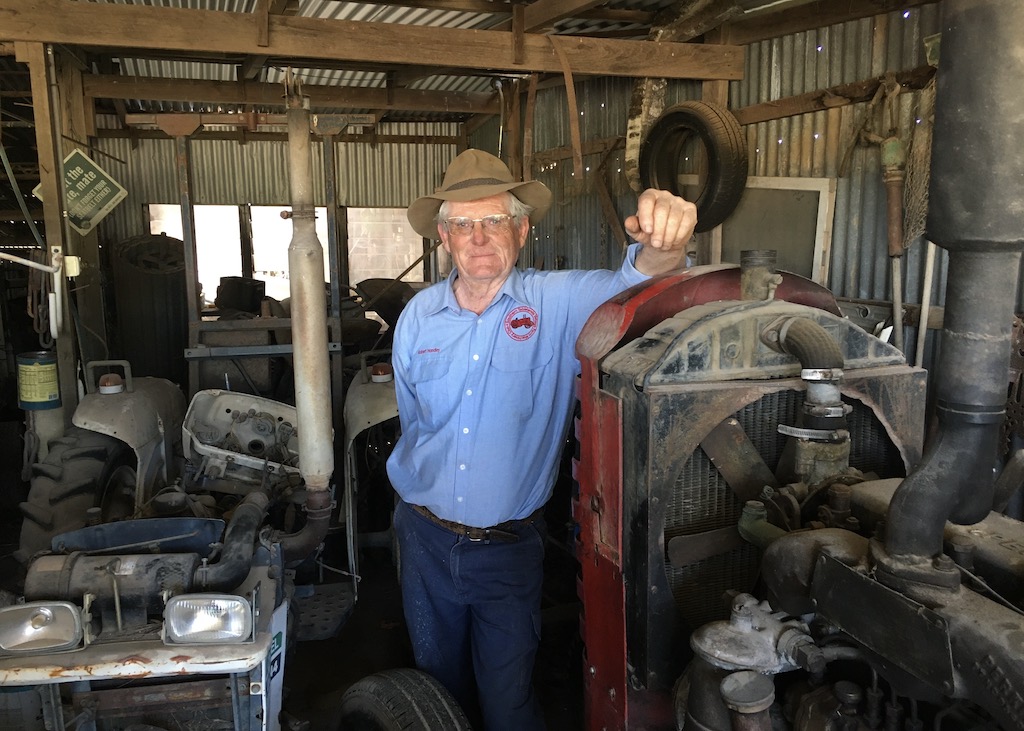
[63,149,128,235]
[35,149,128,235]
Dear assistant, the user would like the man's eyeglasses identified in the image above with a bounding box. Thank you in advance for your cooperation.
[443,214,513,236]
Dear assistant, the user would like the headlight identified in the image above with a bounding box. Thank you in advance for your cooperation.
[164,594,253,644]
[0,601,82,653]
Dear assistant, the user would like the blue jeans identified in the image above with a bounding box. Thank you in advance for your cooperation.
[394,499,547,731]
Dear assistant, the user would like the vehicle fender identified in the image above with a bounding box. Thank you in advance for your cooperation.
[72,377,186,450]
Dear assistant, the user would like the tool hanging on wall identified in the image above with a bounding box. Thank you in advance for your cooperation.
[840,73,908,352]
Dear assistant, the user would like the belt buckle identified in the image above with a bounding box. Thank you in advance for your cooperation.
[467,527,518,544]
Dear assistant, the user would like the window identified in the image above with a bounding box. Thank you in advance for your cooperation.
[250,206,330,301]
[149,204,242,306]
[149,205,428,309]
[346,208,426,287]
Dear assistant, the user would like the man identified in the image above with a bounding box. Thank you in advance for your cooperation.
[386,149,695,729]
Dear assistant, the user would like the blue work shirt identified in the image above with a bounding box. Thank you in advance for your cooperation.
[386,243,650,528]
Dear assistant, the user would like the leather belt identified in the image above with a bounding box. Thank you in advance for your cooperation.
[410,503,543,544]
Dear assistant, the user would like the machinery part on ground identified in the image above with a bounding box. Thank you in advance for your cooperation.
[338,668,473,730]
[639,100,748,233]
[16,427,134,564]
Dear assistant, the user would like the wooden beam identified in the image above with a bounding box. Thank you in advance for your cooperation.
[0,208,44,220]
[95,128,460,144]
[54,47,105,351]
[524,0,604,32]
[530,135,623,167]
[1,0,745,81]
[14,41,77,418]
[723,0,939,46]
[238,56,266,81]
[732,64,935,126]
[84,75,499,115]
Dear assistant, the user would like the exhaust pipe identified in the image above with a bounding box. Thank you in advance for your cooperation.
[278,79,335,563]
[881,0,1024,571]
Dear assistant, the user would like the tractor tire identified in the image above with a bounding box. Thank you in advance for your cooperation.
[16,427,135,565]
[338,668,472,731]
[639,100,748,233]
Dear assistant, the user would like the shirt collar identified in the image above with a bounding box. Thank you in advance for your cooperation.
[426,267,529,316]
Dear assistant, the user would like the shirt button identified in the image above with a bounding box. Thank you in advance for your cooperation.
[473,354,480,361]
[457,496,464,502]
[463,427,469,434]
[459,464,466,471]
[466,389,473,396]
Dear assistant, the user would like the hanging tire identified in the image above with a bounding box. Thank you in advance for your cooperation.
[16,427,135,564]
[338,668,472,731]
[639,100,748,233]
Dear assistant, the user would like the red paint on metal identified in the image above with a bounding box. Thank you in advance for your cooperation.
[575,266,840,730]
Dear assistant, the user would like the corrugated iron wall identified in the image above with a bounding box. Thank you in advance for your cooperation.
[735,6,944,306]
[471,6,955,365]
[95,123,458,245]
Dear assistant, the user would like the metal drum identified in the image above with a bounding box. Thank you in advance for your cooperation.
[16,350,60,410]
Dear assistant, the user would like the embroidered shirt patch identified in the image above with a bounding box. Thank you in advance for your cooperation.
[504,305,539,341]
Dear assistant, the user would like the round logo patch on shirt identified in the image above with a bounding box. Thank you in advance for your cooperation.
[504,305,539,341]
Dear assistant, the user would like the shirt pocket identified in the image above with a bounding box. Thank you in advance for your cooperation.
[490,343,554,421]
[407,355,453,429]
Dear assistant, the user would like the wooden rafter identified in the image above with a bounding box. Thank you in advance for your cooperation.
[83,75,500,115]
[0,0,744,81]
[524,0,605,32]
[723,0,939,46]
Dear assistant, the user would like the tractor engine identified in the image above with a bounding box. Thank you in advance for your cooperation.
[576,2,1024,729]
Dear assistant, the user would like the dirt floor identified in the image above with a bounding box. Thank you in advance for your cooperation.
[283,541,585,730]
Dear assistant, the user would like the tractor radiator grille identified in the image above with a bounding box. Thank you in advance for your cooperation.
[664,390,901,631]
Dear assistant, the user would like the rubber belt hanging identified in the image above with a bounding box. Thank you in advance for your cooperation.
[549,37,584,182]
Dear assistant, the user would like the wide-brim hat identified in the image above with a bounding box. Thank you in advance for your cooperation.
[407,149,553,239]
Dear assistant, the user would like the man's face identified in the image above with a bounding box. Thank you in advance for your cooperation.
[438,194,530,289]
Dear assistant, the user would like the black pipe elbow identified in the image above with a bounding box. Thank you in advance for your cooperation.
[776,317,844,371]
[193,491,270,592]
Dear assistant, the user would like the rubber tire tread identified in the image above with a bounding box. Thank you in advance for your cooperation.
[338,668,472,731]
[17,426,132,564]
[639,100,748,233]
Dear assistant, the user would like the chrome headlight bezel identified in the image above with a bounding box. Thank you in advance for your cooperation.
[163,594,254,645]
[0,601,83,654]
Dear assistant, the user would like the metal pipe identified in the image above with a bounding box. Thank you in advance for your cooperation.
[0,141,46,249]
[174,135,201,325]
[739,250,781,302]
[882,0,1024,565]
[886,250,1018,560]
[913,240,937,368]
[282,83,334,561]
[322,133,345,317]
[0,251,60,274]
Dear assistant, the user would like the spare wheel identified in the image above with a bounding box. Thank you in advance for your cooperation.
[639,100,748,233]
